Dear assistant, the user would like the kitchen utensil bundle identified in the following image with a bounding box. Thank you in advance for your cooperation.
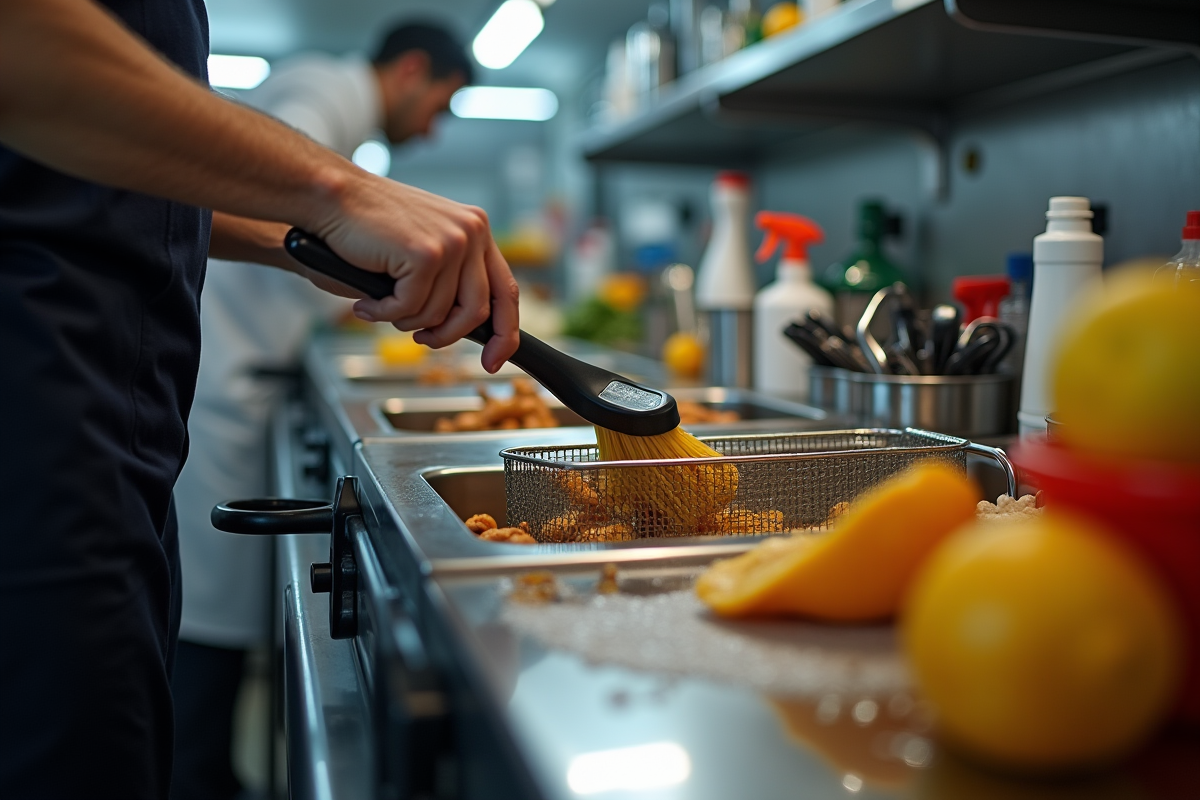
[785,283,1015,377]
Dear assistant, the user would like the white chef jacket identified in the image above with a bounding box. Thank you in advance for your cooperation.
[174,54,382,648]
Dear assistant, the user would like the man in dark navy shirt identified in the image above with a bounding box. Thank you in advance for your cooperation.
[0,1,519,797]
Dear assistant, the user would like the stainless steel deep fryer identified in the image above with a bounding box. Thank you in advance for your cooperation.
[501,428,1015,542]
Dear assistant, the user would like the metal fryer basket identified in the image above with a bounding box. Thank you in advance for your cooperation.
[501,428,1015,543]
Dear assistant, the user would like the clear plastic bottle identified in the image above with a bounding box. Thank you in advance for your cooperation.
[1154,210,1200,289]
[998,253,1033,376]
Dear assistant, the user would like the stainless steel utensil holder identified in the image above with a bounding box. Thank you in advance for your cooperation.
[809,367,1015,438]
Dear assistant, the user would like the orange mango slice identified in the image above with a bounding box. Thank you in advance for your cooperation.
[695,462,977,621]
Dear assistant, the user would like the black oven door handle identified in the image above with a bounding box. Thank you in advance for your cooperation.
[213,476,362,639]
[211,497,332,534]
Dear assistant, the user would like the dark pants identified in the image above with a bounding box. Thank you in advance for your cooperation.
[0,505,182,799]
[169,641,248,800]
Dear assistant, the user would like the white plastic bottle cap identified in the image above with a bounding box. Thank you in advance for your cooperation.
[1046,196,1093,219]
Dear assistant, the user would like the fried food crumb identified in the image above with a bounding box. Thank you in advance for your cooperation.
[976,493,1042,522]
[509,571,559,603]
[464,513,497,534]
[479,527,537,544]
[697,506,786,534]
[576,523,635,542]
[825,501,852,525]
[597,564,620,594]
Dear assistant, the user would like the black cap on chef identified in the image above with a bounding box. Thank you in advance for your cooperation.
[372,21,475,86]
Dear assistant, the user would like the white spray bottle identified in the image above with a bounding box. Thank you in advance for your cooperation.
[753,211,832,398]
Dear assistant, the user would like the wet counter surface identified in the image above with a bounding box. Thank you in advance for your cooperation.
[426,560,1200,800]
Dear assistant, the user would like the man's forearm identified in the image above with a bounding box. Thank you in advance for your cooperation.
[208,213,294,270]
[0,0,346,231]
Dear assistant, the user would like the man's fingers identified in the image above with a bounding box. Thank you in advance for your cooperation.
[389,242,465,332]
[479,239,520,373]
[413,239,490,348]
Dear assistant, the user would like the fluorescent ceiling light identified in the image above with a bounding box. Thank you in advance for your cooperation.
[472,0,544,70]
[352,140,391,177]
[451,87,558,121]
[208,54,270,90]
[567,742,691,795]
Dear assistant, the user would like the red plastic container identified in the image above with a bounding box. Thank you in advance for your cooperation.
[1011,439,1200,723]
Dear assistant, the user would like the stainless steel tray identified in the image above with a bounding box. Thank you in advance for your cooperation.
[373,387,826,436]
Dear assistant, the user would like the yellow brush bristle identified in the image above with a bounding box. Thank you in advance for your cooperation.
[594,425,739,532]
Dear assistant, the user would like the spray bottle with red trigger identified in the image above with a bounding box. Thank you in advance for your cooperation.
[752,212,833,399]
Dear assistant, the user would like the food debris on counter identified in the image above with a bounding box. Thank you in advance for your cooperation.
[508,571,561,604]
[975,493,1043,522]
[596,563,620,594]
[502,589,907,699]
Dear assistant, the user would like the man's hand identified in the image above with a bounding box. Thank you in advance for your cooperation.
[310,174,520,373]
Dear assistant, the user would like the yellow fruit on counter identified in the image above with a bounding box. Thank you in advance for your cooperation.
[376,333,428,366]
[696,461,977,621]
[762,2,803,38]
[1052,269,1200,462]
[662,331,705,378]
[598,273,647,313]
[902,513,1183,772]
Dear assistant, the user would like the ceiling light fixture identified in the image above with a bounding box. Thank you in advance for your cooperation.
[352,140,392,177]
[450,87,558,121]
[207,54,271,90]
[472,0,545,70]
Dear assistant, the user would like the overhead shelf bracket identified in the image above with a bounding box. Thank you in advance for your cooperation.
[947,0,1200,53]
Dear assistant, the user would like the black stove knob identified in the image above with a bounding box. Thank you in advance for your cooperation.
[310,562,333,593]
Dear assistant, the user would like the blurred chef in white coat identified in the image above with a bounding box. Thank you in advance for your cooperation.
[169,22,473,800]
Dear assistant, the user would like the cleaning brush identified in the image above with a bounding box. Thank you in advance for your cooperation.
[594,425,738,532]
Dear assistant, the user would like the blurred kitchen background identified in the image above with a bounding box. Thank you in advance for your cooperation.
[205,0,1199,348]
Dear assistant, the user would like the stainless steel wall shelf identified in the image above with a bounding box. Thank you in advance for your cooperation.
[579,0,1196,170]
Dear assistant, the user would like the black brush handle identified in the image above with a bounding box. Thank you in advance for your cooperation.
[283,228,679,436]
[284,229,494,344]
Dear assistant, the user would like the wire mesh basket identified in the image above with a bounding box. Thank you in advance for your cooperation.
[501,428,1014,543]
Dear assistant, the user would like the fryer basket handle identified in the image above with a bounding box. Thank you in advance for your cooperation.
[965,442,1017,498]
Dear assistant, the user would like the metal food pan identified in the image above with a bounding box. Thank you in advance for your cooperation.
[375,387,826,435]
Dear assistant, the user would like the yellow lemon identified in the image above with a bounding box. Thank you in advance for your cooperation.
[1052,269,1200,462]
[902,513,1183,772]
[376,333,427,366]
[662,331,705,378]
[762,2,803,38]
[696,462,977,621]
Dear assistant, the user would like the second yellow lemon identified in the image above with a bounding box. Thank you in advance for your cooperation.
[1053,269,1200,462]
[903,512,1183,772]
